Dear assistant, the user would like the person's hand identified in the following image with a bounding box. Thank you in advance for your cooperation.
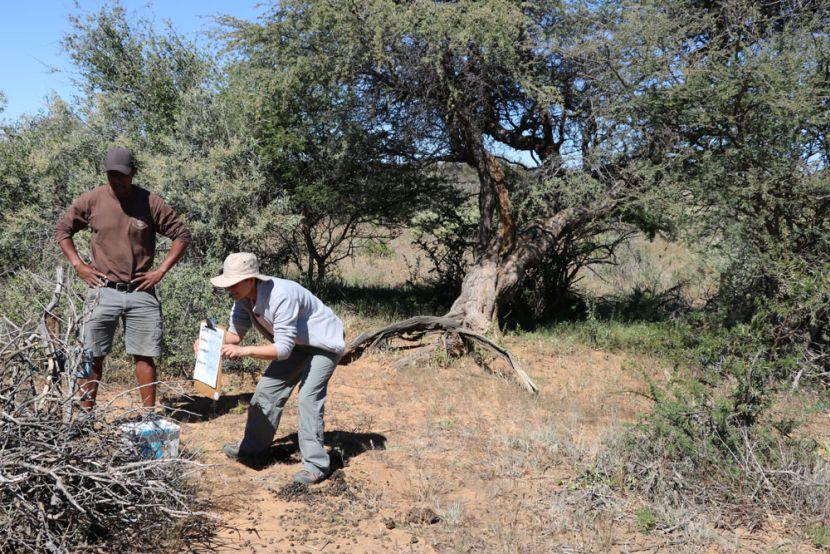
[74,263,107,288]
[221,344,247,359]
[193,336,200,356]
[131,268,166,291]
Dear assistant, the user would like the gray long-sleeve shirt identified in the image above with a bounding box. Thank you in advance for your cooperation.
[227,277,345,359]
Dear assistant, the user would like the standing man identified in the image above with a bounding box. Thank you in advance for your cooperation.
[55,147,191,409]
[203,252,344,484]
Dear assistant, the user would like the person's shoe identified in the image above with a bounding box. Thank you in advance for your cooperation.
[293,468,330,485]
[224,442,268,465]
[223,443,242,460]
[223,442,260,460]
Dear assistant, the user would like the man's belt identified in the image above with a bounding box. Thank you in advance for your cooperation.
[103,280,139,292]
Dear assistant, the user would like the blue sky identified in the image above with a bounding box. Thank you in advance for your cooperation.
[0,1,262,122]
[0,1,539,166]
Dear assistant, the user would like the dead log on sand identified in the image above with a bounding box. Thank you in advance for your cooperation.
[340,315,539,394]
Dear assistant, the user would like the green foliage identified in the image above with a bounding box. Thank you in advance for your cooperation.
[634,507,657,533]
[623,0,830,368]
[0,99,105,266]
[223,10,463,287]
[154,261,231,374]
[574,312,830,523]
[568,1,830,525]
[63,4,208,141]
[600,368,830,521]
[410,181,478,296]
[227,0,666,315]
[512,171,656,318]
[807,524,830,551]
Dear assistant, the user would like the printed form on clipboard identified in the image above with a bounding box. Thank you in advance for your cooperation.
[193,321,225,400]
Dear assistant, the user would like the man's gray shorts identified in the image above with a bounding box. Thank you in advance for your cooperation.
[83,287,163,358]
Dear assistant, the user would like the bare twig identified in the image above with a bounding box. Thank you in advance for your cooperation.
[0,271,216,552]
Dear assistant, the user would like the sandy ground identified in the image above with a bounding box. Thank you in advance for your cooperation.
[145,333,823,554]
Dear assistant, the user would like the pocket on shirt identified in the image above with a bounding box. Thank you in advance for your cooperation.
[128,216,154,241]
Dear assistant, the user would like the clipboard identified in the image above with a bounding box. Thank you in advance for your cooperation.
[193,320,225,400]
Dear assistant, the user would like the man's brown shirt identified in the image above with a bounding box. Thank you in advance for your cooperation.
[55,185,191,282]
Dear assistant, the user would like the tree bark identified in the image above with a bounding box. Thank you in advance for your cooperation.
[447,252,528,335]
[445,114,523,334]
[447,257,500,334]
[447,184,626,334]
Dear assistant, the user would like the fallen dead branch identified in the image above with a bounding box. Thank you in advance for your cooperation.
[341,315,539,393]
[0,269,216,552]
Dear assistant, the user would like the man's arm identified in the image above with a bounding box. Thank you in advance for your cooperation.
[269,293,300,360]
[134,193,192,291]
[131,238,188,291]
[56,193,106,287]
[221,292,298,361]
[220,342,279,361]
[194,325,277,360]
[58,238,107,288]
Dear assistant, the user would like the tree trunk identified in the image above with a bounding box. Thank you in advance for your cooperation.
[446,258,499,334]
[305,253,315,286]
[446,253,524,335]
[446,190,624,334]
[303,224,327,288]
[444,115,523,334]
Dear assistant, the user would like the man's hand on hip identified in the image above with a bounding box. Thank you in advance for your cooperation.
[75,263,107,288]
[132,268,166,291]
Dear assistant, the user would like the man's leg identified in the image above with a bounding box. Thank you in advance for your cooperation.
[123,290,163,408]
[296,348,340,474]
[79,356,105,410]
[238,349,311,455]
[134,355,156,408]
[81,288,120,408]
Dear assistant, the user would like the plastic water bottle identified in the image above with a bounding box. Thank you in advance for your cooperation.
[120,418,181,459]
[78,349,94,378]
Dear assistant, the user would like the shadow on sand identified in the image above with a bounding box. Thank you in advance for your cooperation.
[235,430,388,470]
[162,392,253,422]
[161,393,386,470]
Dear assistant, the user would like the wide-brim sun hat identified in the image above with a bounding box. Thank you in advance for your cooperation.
[210,252,268,288]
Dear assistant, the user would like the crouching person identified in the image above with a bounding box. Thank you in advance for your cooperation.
[206,252,344,484]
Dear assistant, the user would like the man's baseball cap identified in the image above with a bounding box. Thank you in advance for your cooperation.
[104,147,135,175]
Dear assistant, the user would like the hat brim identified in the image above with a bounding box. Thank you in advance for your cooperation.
[105,164,133,175]
[210,273,268,288]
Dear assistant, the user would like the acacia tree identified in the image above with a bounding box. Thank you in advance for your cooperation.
[63,4,208,143]
[223,21,459,287]
[226,0,663,385]
[617,0,830,380]
[623,0,830,290]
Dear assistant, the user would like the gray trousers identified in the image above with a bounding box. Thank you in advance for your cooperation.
[239,346,340,473]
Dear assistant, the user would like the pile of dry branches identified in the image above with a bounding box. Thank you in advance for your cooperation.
[0,271,214,552]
